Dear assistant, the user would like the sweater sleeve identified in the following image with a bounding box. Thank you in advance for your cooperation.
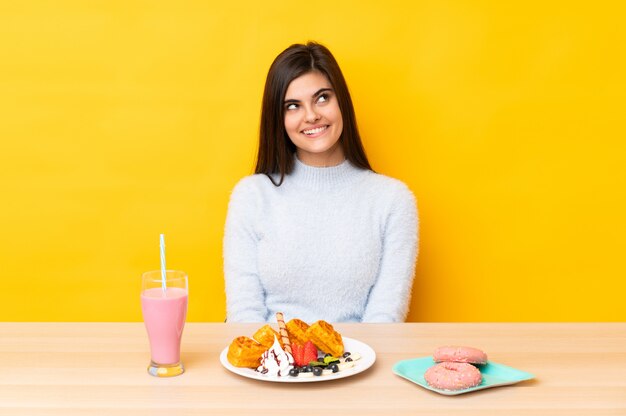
[223,178,269,322]
[361,184,418,322]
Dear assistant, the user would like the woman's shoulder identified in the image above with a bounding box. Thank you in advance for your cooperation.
[230,173,278,195]
[362,170,415,200]
[227,174,282,218]
[363,171,418,221]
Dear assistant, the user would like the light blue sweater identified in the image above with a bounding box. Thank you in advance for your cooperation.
[223,157,418,323]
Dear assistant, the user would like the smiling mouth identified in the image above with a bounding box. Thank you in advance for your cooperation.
[302,125,328,135]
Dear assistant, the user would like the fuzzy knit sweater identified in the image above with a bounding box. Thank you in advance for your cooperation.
[223,157,418,323]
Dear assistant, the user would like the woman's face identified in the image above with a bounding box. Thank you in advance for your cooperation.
[283,71,344,166]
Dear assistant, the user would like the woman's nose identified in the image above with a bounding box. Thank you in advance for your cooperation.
[304,106,320,122]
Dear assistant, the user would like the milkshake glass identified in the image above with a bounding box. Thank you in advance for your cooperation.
[141,270,188,377]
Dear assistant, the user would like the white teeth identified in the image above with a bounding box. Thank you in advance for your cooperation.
[303,126,327,135]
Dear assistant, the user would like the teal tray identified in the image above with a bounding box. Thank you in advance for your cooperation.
[392,356,534,396]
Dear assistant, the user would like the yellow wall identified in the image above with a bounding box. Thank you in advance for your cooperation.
[2,1,625,322]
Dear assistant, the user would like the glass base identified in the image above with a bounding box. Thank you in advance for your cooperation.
[147,360,184,377]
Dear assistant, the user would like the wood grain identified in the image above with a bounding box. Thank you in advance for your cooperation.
[0,323,624,415]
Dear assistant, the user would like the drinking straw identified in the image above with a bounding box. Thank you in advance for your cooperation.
[159,234,167,294]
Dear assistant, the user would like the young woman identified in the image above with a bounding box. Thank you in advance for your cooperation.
[224,42,418,323]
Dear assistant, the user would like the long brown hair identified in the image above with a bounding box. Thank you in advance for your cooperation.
[255,42,372,186]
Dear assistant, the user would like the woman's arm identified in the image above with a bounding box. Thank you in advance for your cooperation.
[362,185,418,322]
[223,178,269,322]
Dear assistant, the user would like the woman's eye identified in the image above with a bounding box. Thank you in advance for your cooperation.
[317,94,328,104]
[286,103,298,110]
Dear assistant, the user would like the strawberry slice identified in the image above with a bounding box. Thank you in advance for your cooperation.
[303,340,318,365]
[291,343,305,367]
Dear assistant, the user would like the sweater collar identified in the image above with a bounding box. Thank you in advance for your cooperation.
[287,156,367,191]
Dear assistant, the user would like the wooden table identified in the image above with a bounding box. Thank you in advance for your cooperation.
[1,323,625,415]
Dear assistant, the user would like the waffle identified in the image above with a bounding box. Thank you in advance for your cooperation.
[226,336,266,368]
[286,318,310,346]
[306,320,344,357]
[252,324,283,349]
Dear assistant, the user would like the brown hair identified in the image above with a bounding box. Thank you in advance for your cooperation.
[255,42,372,186]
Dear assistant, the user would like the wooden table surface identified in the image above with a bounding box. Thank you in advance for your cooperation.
[1,323,625,415]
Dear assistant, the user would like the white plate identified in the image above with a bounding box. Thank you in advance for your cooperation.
[220,336,376,383]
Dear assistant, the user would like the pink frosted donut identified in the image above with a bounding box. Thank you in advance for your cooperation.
[433,346,488,365]
[424,362,482,390]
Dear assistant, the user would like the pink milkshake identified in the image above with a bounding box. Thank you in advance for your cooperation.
[141,287,188,364]
[141,270,188,377]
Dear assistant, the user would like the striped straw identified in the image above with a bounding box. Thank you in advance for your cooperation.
[159,234,167,293]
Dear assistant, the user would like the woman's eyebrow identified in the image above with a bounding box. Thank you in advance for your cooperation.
[312,87,333,97]
[284,88,334,104]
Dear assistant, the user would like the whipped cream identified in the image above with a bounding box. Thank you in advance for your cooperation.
[256,336,294,377]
